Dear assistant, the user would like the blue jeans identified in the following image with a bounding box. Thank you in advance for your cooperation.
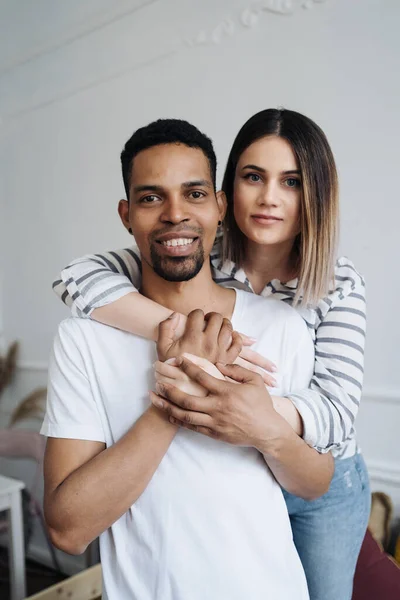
[282,453,371,600]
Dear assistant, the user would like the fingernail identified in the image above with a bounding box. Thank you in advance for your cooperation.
[149,392,163,408]
[167,312,176,319]
[270,378,278,387]
[270,365,278,373]
[155,383,164,394]
[165,358,177,365]
[247,337,257,343]
[169,417,177,424]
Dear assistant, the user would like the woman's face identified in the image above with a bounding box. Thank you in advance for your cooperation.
[233,135,302,248]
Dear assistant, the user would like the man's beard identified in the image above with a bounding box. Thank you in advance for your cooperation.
[149,240,205,282]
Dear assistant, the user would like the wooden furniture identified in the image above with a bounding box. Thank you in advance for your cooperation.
[25,563,102,600]
[0,474,26,600]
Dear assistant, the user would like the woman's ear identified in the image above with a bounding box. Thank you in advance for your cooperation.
[216,190,227,222]
[118,199,131,233]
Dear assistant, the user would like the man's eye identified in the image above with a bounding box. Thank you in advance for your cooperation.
[141,195,159,203]
[285,178,301,189]
[189,191,205,200]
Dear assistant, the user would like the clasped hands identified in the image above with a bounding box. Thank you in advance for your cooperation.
[149,309,283,451]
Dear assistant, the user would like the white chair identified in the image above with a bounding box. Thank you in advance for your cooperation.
[0,473,26,600]
[0,430,61,572]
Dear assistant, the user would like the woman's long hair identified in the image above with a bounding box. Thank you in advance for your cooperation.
[222,108,339,306]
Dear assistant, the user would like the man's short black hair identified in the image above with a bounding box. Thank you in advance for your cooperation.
[120,118,217,199]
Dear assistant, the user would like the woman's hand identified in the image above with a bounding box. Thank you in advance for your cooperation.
[237,339,278,387]
[154,353,302,435]
[154,353,224,398]
[150,357,279,450]
[156,312,278,387]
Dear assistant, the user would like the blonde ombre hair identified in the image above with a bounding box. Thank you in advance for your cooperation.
[221,108,339,307]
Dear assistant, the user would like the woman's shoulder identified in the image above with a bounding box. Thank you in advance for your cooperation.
[300,257,366,331]
[333,256,366,296]
[312,256,366,320]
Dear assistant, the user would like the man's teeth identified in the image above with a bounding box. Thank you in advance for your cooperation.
[161,238,194,247]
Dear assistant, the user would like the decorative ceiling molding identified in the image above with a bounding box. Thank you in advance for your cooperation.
[0,0,330,123]
[185,0,328,46]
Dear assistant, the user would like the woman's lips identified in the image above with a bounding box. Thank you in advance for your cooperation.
[251,215,283,225]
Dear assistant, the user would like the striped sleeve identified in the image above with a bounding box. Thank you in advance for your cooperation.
[52,247,142,317]
[288,261,366,453]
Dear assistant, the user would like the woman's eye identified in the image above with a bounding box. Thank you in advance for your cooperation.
[245,173,261,183]
[285,178,301,188]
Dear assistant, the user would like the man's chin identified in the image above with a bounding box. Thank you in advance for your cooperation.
[152,255,204,282]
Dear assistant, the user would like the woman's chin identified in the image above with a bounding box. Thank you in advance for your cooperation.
[246,231,285,247]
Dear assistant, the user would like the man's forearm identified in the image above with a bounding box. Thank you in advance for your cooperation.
[46,407,177,554]
[259,416,334,500]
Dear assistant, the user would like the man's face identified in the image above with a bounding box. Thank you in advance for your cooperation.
[119,143,225,282]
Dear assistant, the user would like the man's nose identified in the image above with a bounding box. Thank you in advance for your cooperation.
[160,197,190,224]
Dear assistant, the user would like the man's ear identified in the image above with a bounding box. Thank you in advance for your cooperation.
[118,199,132,233]
[216,190,227,222]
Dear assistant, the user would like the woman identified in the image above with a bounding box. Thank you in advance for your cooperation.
[53,109,370,599]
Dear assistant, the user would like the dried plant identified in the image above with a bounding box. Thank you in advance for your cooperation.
[0,341,19,397]
[9,387,47,426]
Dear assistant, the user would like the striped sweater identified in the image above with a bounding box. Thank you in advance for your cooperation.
[53,243,366,459]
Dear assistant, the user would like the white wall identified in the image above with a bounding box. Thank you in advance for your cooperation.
[0,0,399,568]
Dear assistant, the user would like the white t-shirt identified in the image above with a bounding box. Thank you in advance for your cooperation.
[42,289,314,600]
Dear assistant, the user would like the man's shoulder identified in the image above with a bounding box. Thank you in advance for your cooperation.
[55,317,133,349]
[52,318,152,379]
[57,316,105,338]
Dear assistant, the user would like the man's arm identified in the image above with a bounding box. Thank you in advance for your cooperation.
[44,311,244,555]
[151,359,333,500]
[42,321,177,555]
[44,406,177,555]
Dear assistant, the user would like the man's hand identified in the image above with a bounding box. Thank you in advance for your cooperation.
[157,311,278,387]
[150,357,334,499]
[150,357,281,452]
[157,310,242,364]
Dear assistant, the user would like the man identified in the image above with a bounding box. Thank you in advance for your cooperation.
[42,119,333,600]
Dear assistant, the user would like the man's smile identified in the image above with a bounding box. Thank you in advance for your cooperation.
[155,237,200,257]
[154,230,201,257]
